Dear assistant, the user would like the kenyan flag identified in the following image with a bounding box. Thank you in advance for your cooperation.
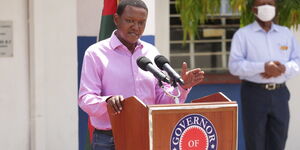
[84,0,119,150]
[98,0,119,41]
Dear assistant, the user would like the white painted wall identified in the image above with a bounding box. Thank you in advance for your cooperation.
[0,0,78,149]
[29,0,78,149]
[286,27,300,150]
[154,0,170,58]
[0,0,30,149]
[77,0,102,36]
[142,0,155,36]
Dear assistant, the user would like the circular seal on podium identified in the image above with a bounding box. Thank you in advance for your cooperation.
[170,114,218,150]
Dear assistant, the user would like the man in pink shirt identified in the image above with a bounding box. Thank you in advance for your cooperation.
[78,0,204,149]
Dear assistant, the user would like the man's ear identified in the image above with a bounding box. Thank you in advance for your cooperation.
[113,13,119,28]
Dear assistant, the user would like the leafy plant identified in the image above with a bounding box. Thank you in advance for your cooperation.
[175,0,300,40]
[277,0,300,28]
[175,0,221,41]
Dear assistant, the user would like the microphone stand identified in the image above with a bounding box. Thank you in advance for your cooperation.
[158,80,181,104]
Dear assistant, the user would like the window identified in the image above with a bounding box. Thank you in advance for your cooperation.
[169,0,240,83]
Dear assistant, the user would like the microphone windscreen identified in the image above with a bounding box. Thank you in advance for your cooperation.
[137,56,152,71]
[154,55,169,70]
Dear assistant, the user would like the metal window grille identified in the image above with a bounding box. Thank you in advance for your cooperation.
[169,0,240,74]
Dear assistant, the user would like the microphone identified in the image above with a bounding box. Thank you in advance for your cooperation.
[154,55,184,85]
[136,56,171,83]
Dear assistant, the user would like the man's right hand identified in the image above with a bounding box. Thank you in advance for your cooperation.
[261,61,286,78]
[106,95,124,114]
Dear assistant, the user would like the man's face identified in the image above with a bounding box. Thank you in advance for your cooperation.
[114,5,148,44]
[253,0,276,13]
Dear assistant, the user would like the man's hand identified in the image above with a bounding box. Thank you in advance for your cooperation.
[261,61,286,79]
[106,95,124,114]
[275,61,286,73]
[180,62,205,89]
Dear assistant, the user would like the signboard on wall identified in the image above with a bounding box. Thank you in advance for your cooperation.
[0,21,13,57]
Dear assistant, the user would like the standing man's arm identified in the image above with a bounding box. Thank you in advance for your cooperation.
[228,32,265,77]
[283,35,300,79]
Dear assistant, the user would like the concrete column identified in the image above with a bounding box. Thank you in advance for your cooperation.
[28,0,78,149]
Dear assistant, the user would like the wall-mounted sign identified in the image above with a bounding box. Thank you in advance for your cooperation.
[0,21,13,57]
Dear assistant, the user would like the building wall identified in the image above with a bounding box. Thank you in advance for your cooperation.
[0,0,78,149]
[29,0,78,149]
[77,0,102,37]
[0,0,30,149]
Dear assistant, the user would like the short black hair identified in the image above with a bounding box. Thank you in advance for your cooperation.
[117,0,148,16]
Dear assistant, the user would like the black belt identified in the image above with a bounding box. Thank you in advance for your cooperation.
[242,80,286,90]
[94,129,113,136]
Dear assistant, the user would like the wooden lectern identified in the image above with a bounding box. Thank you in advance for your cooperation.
[107,92,238,150]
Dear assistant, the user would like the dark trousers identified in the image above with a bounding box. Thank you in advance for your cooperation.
[241,82,290,150]
[92,130,115,150]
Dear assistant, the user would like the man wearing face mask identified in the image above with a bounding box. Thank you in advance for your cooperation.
[228,0,300,150]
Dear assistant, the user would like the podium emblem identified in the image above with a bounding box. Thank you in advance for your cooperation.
[170,114,217,150]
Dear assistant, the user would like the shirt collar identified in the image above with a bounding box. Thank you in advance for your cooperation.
[252,21,279,32]
[110,30,144,51]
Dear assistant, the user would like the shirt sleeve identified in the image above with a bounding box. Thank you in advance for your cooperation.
[78,48,110,118]
[228,31,265,77]
[284,35,300,79]
[154,81,191,104]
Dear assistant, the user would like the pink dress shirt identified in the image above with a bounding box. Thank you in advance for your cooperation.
[78,32,190,130]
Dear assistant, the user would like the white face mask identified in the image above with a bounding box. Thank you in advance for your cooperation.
[255,5,276,22]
